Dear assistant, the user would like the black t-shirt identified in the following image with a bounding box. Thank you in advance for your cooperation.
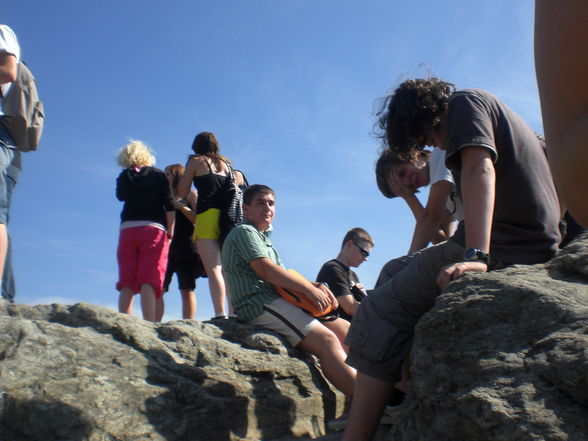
[444,89,561,265]
[316,259,365,321]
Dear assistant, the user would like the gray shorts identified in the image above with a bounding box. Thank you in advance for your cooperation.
[249,297,320,346]
[345,240,465,382]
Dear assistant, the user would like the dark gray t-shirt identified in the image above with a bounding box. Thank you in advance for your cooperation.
[445,89,560,265]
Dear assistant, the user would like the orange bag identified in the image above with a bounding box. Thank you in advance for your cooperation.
[274,270,338,321]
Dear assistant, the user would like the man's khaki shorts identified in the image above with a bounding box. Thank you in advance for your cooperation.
[249,297,320,346]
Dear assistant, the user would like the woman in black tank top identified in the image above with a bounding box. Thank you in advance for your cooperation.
[178,132,244,319]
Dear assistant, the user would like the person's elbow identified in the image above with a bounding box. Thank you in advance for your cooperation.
[250,258,273,281]
[416,209,443,227]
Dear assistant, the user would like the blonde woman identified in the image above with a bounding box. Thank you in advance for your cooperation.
[115,140,175,322]
[178,132,244,319]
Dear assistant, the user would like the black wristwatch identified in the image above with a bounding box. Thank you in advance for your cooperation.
[464,248,490,265]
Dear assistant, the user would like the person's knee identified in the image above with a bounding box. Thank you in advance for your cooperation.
[181,289,194,299]
[305,326,343,356]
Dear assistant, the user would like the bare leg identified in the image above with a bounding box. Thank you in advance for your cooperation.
[394,355,411,393]
[197,239,226,317]
[181,288,196,319]
[322,318,350,353]
[139,283,156,322]
[118,286,135,315]
[155,295,165,322]
[298,324,356,397]
[342,372,394,441]
[222,267,235,316]
[535,0,588,226]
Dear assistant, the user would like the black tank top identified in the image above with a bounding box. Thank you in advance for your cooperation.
[193,160,229,214]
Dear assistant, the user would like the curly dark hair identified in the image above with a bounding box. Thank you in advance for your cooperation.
[376,78,455,161]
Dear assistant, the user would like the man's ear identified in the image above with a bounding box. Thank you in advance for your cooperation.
[242,203,250,218]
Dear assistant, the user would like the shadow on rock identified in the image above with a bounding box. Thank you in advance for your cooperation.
[0,395,93,440]
[252,374,296,439]
[144,348,250,441]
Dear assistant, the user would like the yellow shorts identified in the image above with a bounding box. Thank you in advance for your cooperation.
[193,208,221,240]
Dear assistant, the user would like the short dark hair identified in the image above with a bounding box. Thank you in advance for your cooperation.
[375,149,430,198]
[243,184,275,205]
[376,78,455,162]
[342,227,374,249]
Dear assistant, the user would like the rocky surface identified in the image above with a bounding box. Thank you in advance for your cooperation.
[389,235,588,441]
[2,236,588,441]
[0,302,345,441]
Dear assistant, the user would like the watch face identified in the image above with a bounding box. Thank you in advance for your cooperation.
[464,248,478,260]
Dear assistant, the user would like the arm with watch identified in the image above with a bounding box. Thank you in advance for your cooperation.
[436,146,495,290]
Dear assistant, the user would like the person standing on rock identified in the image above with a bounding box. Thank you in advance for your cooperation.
[0,25,22,303]
[222,184,356,397]
[535,0,588,227]
[342,78,561,441]
[316,227,374,322]
[115,140,175,322]
[177,131,245,319]
[161,164,206,320]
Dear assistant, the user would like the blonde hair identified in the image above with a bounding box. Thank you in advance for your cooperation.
[116,140,156,168]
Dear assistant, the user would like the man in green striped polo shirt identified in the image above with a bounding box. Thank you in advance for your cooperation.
[222,184,356,397]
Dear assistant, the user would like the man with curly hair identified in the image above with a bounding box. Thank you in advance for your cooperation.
[342,78,561,441]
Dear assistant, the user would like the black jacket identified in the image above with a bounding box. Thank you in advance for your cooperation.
[116,166,174,227]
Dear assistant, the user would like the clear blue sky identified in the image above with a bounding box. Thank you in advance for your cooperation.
[2,1,542,320]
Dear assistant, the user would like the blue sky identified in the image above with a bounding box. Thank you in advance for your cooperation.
[3,1,542,320]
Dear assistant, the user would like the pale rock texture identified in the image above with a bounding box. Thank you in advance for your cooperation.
[0,302,344,441]
[388,236,588,441]
[2,236,588,441]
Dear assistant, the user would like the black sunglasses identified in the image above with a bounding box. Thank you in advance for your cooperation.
[353,241,370,258]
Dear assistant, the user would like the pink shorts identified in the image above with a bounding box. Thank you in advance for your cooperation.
[116,226,169,299]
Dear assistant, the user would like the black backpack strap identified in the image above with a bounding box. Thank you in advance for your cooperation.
[223,160,236,184]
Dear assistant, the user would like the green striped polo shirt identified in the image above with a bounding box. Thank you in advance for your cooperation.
[221,221,283,321]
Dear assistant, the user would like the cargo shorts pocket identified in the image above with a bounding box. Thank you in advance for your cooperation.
[345,302,412,363]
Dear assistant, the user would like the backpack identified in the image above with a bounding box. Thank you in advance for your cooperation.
[218,162,248,244]
[0,61,44,152]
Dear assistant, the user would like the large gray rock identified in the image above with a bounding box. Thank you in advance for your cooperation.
[389,236,588,441]
[0,302,345,441]
[3,237,588,441]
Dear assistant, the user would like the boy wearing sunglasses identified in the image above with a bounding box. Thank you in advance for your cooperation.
[316,228,374,321]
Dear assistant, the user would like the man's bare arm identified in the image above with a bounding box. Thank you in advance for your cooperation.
[250,258,338,311]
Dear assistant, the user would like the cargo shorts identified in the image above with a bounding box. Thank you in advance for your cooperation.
[345,240,466,382]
